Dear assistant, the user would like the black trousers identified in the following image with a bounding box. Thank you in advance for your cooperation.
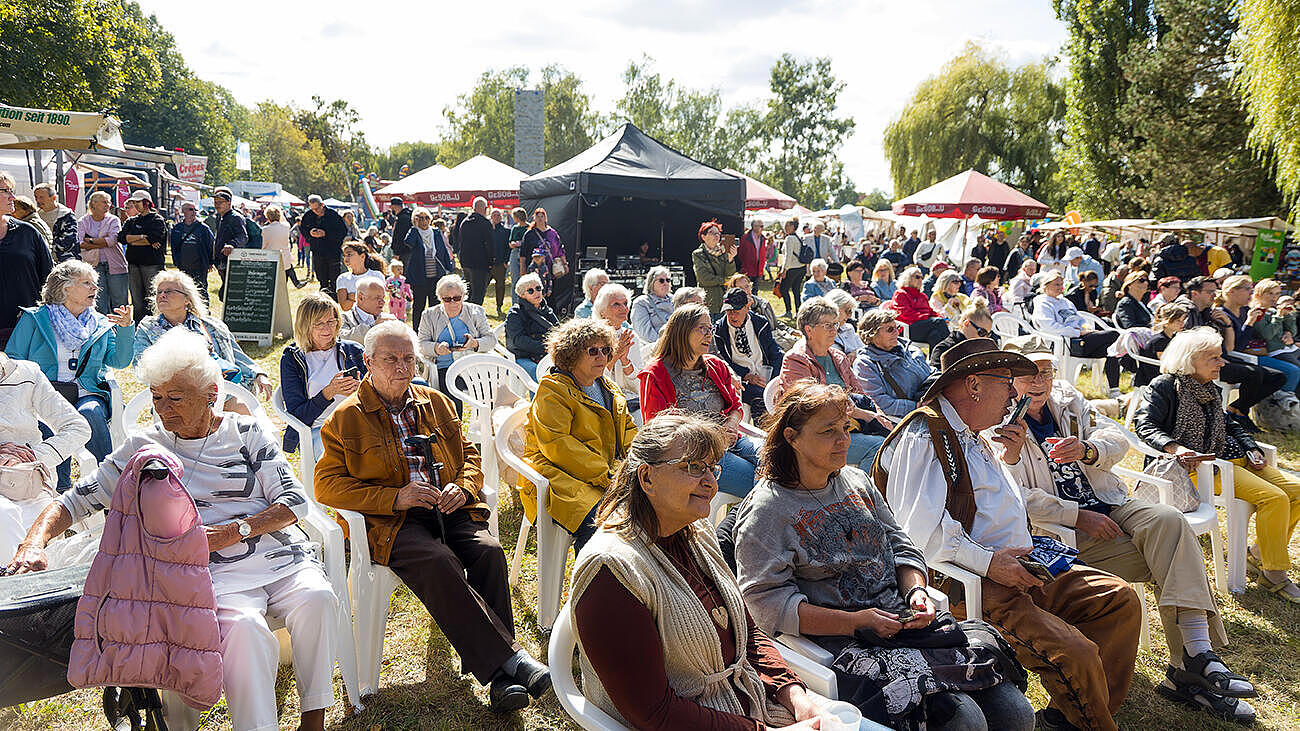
[741,382,767,420]
[1068,331,1121,388]
[464,267,489,306]
[436,365,464,418]
[781,266,806,314]
[409,278,434,329]
[181,268,210,305]
[1221,359,1287,411]
[313,256,342,301]
[909,317,951,348]
[386,511,518,684]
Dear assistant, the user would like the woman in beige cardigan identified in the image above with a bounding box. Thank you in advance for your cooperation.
[992,334,1256,724]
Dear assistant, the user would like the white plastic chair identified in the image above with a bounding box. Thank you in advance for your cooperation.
[536,354,555,379]
[763,378,782,414]
[124,381,363,712]
[270,386,318,488]
[491,321,515,362]
[499,404,571,630]
[991,311,1030,340]
[1077,311,1116,332]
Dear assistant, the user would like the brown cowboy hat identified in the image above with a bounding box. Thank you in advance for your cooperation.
[919,337,1037,404]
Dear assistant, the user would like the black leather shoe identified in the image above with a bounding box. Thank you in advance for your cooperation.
[488,673,529,713]
[509,654,553,698]
[1035,708,1081,731]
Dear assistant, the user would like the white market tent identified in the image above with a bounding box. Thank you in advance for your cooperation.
[373,155,525,207]
[1139,217,1292,236]
[0,104,123,151]
[1037,218,1156,234]
[371,164,453,201]
[256,189,305,206]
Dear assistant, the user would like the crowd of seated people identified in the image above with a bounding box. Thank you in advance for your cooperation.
[6,207,1300,730]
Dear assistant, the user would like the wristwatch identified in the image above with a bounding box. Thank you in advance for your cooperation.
[233,519,252,538]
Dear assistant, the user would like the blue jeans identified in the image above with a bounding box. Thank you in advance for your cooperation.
[1257,354,1300,393]
[516,358,539,381]
[94,263,129,315]
[55,394,111,492]
[848,433,885,470]
[508,249,522,287]
[311,427,323,459]
[934,682,1036,731]
[718,435,762,497]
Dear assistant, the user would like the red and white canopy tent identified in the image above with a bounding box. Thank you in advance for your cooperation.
[724,168,797,210]
[892,169,1051,262]
[373,155,526,208]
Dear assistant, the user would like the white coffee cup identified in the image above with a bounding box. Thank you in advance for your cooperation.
[820,700,862,731]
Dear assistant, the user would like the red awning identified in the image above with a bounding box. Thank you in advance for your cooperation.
[891,169,1049,220]
[725,168,796,210]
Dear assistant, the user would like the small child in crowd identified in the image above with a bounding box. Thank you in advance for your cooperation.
[528,248,553,297]
[387,260,413,322]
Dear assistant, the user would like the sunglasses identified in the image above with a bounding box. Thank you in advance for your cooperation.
[655,278,671,284]
[440,295,463,303]
[523,287,539,294]
[586,346,613,357]
[655,457,722,480]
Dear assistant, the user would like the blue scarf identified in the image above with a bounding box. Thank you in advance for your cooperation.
[48,304,99,352]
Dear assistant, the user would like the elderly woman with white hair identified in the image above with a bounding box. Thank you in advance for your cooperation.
[1136,327,1300,606]
[133,269,271,401]
[1031,269,1122,396]
[505,272,560,380]
[9,328,339,731]
[575,267,610,318]
[594,282,643,415]
[6,260,133,491]
[417,273,496,414]
[800,258,836,302]
[630,265,675,343]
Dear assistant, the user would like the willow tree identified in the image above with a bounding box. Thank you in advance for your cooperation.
[882,43,1065,209]
[1234,0,1300,221]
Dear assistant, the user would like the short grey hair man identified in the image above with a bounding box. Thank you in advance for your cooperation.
[363,319,421,357]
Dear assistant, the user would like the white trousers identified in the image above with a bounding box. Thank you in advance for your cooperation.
[162,566,338,731]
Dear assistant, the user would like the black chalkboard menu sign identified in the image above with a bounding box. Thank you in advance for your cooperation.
[222,248,282,346]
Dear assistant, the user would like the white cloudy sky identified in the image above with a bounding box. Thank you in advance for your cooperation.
[137,0,1065,196]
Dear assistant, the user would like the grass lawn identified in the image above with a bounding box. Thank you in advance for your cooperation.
[4,269,1300,730]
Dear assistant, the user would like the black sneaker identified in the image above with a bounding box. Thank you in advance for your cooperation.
[488,672,529,713]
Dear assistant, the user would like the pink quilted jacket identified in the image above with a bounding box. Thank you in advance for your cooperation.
[68,447,224,709]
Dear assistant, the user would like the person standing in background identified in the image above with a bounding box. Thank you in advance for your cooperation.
[118,190,166,323]
[78,191,127,314]
[488,208,511,315]
[737,219,767,280]
[387,197,413,265]
[506,207,527,288]
[168,201,214,304]
[261,204,302,288]
[778,219,806,317]
[457,197,496,308]
[32,183,79,263]
[0,172,53,349]
[299,194,348,300]
[210,187,248,299]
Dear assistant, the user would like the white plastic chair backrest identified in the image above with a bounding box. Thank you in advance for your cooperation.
[549,606,632,731]
[496,403,547,490]
[763,377,781,414]
[1078,311,1113,331]
[446,354,537,414]
[537,354,555,379]
[123,380,271,437]
[991,311,1026,339]
[270,386,316,488]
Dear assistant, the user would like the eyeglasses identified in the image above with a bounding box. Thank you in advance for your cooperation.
[312,319,339,330]
[0,188,14,198]
[692,324,713,335]
[654,457,722,480]
[155,288,186,297]
[440,295,463,303]
[878,324,901,334]
[523,287,539,294]
[974,325,990,337]
[655,278,671,284]
[1022,368,1056,383]
[979,373,1015,384]
[586,345,613,357]
[809,321,839,332]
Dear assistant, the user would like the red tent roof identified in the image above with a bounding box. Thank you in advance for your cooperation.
[725,168,796,210]
[891,169,1049,220]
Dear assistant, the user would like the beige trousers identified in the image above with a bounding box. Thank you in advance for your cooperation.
[1077,499,1226,654]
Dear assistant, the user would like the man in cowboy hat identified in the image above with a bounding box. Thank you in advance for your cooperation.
[874,337,1142,731]
[995,335,1256,723]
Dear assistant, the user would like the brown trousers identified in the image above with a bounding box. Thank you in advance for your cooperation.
[963,566,1141,731]
[386,510,520,684]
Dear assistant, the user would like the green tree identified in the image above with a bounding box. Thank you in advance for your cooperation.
[292,97,371,197]
[1234,0,1300,221]
[441,65,601,169]
[882,43,1065,210]
[1053,0,1154,215]
[614,56,731,166]
[246,103,335,197]
[373,141,442,179]
[759,54,856,209]
[1117,0,1281,218]
[858,188,891,210]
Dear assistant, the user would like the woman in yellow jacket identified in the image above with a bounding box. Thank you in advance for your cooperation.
[521,319,638,555]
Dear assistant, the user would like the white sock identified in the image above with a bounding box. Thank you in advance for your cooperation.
[1178,609,1213,659]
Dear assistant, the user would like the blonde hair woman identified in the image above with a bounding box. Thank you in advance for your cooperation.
[870,259,896,300]
[929,270,969,322]
[278,294,366,455]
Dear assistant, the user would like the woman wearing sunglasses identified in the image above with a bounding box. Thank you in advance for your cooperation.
[1114,270,1154,329]
[505,272,560,380]
[929,297,996,369]
[640,304,762,498]
[852,308,936,419]
[630,265,675,343]
[417,274,497,414]
[572,410,826,731]
[521,319,637,557]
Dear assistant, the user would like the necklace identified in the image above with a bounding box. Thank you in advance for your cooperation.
[671,537,730,631]
[171,413,217,493]
[801,474,856,544]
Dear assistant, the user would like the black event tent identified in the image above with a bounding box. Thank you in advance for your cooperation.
[519,123,745,285]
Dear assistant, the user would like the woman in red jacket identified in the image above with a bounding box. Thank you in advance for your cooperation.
[639,303,760,497]
[889,266,950,347]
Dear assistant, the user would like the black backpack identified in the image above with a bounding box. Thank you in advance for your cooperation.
[244,218,263,249]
